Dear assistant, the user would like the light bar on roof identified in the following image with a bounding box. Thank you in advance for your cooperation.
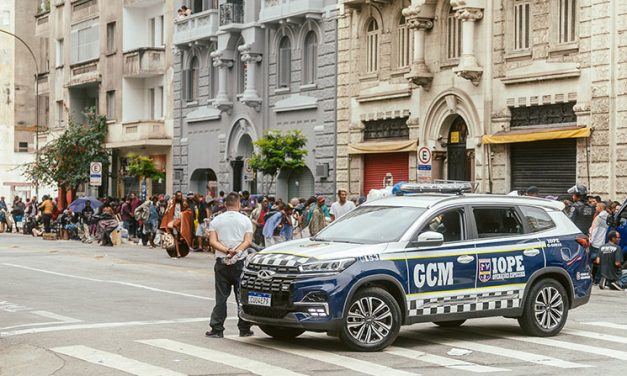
[399,182,473,194]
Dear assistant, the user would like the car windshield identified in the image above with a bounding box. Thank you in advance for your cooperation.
[313,206,426,244]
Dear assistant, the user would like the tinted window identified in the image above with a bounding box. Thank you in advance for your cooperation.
[421,209,465,242]
[314,206,426,244]
[520,206,555,233]
[473,207,523,238]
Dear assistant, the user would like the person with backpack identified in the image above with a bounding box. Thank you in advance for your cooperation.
[567,185,595,234]
[308,196,330,237]
[134,199,152,246]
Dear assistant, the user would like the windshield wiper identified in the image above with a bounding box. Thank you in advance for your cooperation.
[312,237,364,245]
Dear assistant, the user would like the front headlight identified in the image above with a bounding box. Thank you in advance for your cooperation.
[298,258,356,273]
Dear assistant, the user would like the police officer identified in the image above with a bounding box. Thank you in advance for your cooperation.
[567,184,595,234]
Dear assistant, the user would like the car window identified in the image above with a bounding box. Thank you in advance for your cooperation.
[314,206,426,244]
[420,209,465,243]
[520,206,555,233]
[473,207,523,238]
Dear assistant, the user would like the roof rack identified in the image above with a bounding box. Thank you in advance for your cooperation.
[396,180,476,195]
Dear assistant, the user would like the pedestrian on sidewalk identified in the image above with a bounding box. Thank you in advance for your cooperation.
[330,189,356,222]
[597,230,623,290]
[39,195,55,233]
[206,192,254,339]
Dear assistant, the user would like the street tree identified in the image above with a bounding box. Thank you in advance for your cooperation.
[248,130,308,194]
[22,108,110,198]
[126,154,164,200]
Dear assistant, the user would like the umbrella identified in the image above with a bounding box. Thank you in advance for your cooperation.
[68,196,103,213]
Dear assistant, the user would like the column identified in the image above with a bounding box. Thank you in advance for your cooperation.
[211,50,233,114]
[452,4,483,85]
[403,1,433,88]
[239,44,262,111]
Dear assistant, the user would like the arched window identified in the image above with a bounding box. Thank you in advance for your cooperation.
[303,31,318,85]
[366,18,379,72]
[278,36,291,88]
[208,44,218,99]
[236,38,246,94]
[397,15,411,68]
[446,7,462,60]
[185,56,199,101]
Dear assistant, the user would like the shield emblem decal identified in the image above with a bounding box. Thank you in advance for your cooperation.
[478,259,492,282]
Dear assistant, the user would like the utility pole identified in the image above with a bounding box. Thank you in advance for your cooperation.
[0,28,40,196]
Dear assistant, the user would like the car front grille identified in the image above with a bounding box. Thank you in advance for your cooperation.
[242,305,291,319]
[241,272,295,293]
[246,262,300,274]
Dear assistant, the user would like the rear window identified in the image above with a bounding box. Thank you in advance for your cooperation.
[520,206,556,233]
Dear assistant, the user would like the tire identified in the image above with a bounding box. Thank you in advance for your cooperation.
[165,240,190,258]
[518,278,569,336]
[433,319,466,328]
[259,325,305,340]
[339,287,401,352]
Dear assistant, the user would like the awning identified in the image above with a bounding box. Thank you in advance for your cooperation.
[348,140,417,154]
[482,126,591,145]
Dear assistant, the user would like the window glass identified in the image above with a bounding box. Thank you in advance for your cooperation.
[520,206,555,233]
[421,209,465,242]
[473,207,523,238]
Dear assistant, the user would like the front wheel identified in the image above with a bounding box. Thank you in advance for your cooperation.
[259,325,305,340]
[518,278,569,336]
[339,287,401,352]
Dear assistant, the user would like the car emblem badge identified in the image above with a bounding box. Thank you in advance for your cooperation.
[478,259,492,282]
[258,270,276,280]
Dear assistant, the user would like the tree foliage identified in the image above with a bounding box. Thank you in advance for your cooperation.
[248,130,308,194]
[21,108,110,191]
[126,154,163,181]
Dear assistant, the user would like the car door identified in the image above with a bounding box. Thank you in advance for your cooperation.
[405,206,478,318]
[470,205,545,311]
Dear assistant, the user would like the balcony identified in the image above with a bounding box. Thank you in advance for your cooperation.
[67,59,101,87]
[35,0,50,36]
[173,9,219,47]
[123,48,165,78]
[123,0,162,7]
[259,0,324,23]
[219,2,244,30]
[106,120,170,149]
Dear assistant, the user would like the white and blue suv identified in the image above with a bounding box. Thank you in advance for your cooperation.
[241,184,592,351]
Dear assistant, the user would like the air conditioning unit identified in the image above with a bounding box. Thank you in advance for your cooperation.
[316,163,329,180]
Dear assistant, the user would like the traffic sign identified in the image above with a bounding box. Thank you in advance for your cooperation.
[243,158,254,182]
[417,146,432,180]
[90,162,102,187]
[418,147,432,164]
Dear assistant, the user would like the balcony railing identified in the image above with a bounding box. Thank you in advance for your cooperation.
[123,48,165,78]
[106,120,170,147]
[259,0,324,23]
[68,59,101,86]
[219,2,244,27]
[173,9,219,46]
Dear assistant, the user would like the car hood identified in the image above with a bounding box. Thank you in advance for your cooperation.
[252,238,388,263]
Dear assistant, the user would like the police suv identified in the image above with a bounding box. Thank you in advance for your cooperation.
[241,183,592,351]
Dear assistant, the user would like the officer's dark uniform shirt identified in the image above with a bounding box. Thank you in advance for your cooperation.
[599,242,622,281]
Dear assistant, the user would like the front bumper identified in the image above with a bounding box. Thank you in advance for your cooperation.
[241,310,343,331]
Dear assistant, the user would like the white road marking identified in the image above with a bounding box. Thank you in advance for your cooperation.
[405,332,589,369]
[2,263,216,301]
[138,339,307,376]
[583,321,627,331]
[385,346,509,373]
[31,310,81,323]
[228,335,418,376]
[482,330,627,361]
[51,345,186,376]
[563,329,627,345]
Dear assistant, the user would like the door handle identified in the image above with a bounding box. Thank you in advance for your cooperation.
[457,255,474,264]
[523,249,541,257]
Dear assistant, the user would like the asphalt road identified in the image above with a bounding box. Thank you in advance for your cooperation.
[2,233,627,376]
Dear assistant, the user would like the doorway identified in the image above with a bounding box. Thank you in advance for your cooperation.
[447,116,469,181]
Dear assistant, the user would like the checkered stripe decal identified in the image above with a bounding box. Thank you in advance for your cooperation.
[408,290,523,316]
[250,253,310,267]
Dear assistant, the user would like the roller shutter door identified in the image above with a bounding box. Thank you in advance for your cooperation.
[363,153,409,194]
[510,139,577,196]
[288,168,315,199]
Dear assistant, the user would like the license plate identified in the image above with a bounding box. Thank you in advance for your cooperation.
[248,292,271,307]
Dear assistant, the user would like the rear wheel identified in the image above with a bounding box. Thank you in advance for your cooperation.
[518,278,569,336]
[339,287,401,352]
[433,319,466,328]
[259,325,305,340]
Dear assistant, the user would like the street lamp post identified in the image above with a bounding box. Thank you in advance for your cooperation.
[0,28,40,196]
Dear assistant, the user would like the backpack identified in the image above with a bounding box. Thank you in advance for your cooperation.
[573,202,595,233]
[134,205,149,222]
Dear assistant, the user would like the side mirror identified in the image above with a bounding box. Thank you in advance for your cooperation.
[413,231,444,248]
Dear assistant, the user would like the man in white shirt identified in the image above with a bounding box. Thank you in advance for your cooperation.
[206,192,254,338]
[330,189,356,222]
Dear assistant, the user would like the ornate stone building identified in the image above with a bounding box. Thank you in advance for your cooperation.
[337,0,627,199]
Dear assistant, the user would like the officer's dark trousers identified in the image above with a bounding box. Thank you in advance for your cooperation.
[209,259,251,332]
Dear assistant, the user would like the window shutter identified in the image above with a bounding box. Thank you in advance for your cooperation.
[279,48,291,87]
[181,69,189,101]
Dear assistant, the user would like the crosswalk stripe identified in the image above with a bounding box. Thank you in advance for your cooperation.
[563,329,627,345]
[137,339,306,376]
[583,321,627,331]
[227,335,418,376]
[51,345,186,376]
[385,346,509,373]
[403,332,589,369]
[480,330,627,361]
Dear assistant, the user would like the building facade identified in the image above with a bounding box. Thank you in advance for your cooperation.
[33,0,174,198]
[172,0,338,199]
[0,0,41,200]
[336,0,626,200]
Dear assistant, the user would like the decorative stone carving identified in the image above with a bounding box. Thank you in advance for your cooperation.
[211,50,234,114]
[452,6,484,85]
[402,1,434,88]
[406,116,420,128]
[238,43,263,111]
